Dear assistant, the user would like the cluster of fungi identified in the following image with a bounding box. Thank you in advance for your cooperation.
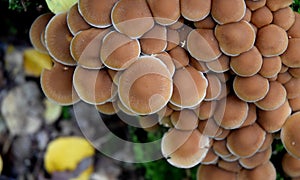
[30,0,300,179]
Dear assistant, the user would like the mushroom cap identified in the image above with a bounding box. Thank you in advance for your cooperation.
[204,73,222,101]
[189,57,210,73]
[45,12,77,66]
[245,0,266,11]
[242,8,252,22]
[281,111,300,158]
[214,95,248,129]
[67,3,91,35]
[277,71,292,84]
[211,0,246,25]
[194,100,217,120]
[257,100,291,133]
[170,66,208,108]
[218,160,242,173]
[78,0,118,28]
[73,66,117,105]
[111,0,154,38]
[202,148,219,165]
[100,31,140,70]
[154,52,176,77]
[214,129,230,141]
[147,0,181,26]
[198,118,223,138]
[250,6,273,28]
[187,29,221,62]
[230,46,263,77]
[215,21,256,56]
[197,164,237,180]
[255,24,288,57]
[161,128,210,168]
[137,114,159,132]
[237,161,276,180]
[266,0,293,11]
[166,28,180,51]
[212,139,231,158]
[284,77,300,99]
[206,54,230,73]
[168,17,185,30]
[282,152,300,178]
[226,123,266,158]
[258,133,273,152]
[273,7,295,31]
[259,56,282,78]
[233,74,269,102]
[281,38,300,68]
[289,96,300,112]
[194,15,217,29]
[95,101,119,115]
[180,0,211,21]
[288,12,300,38]
[169,46,190,69]
[240,103,257,128]
[41,62,80,105]
[239,147,272,169]
[118,56,173,115]
[254,81,287,111]
[289,68,300,78]
[170,109,199,130]
[29,13,53,53]
[70,28,109,69]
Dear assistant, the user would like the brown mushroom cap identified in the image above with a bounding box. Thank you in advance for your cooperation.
[250,6,273,28]
[147,0,180,26]
[277,71,292,84]
[29,13,53,53]
[73,66,117,105]
[194,15,217,29]
[215,21,256,56]
[198,118,223,138]
[257,100,291,133]
[45,12,77,66]
[281,111,300,158]
[238,161,277,180]
[256,24,288,57]
[212,139,231,158]
[67,3,91,35]
[281,38,300,68]
[169,46,190,69]
[197,164,237,180]
[214,95,248,129]
[202,148,219,165]
[242,8,252,22]
[284,77,300,99]
[95,101,119,115]
[273,7,295,31]
[194,100,217,120]
[100,31,140,70]
[154,52,176,77]
[41,62,80,105]
[166,28,180,51]
[170,66,208,108]
[245,0,266,11]
[187,29,221,62]
[240,103,257,128]
[206,54,230,73]
[138,114,159,132]
[288,12,300,38]
[226,123,266,157]
[78,0,118,28]
[230,46,263,77]
[70,28,109,69]
[255,81,287,111]
[289,68,300,78]
[218,160,242,173]
[239,147,272,169]
[189,57,210,73]
[233,74,269,102]
[259,56,282,78]
[170,109,199,130]
[289,96,300,112]
[111,0,154,38]
[205,74,222,101]
[211,0,246,25]
[214,129,230,141]
[168,17,185,30]
[266,0,293,11]
[258,133,274,152]
[161,128,210,168]
[180,0,211,21]
[282,152,300,178]
[118,56,173,115]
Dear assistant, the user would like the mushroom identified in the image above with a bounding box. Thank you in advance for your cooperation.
[168,17,185,30]
[111,0,154,38]
[198,118,223,138]
[284,77,300,99]
[258,56,282,78]
[95,101,119,115]
[194,100,217,120]
[289,96,300,112]
[194,15,217,29]
[45,12,77,66]
[218,160,242,173]
[245,0,266,11]
[154,52,176,77]
[288,12,300,38]
[170,109,199,130]
[277,71,292,84]
[138,114,160,132]
[204,73,222,101]
[266,0,293,11]
[211,0,246,25]
[214,129,230,141]
[282,152,300,178]
[250,6,273,28]
[168,46,190,69]
[272,7,295,31]
[289,68,300,78]
[237,161,277,180]
[67,3,91,35]
[180,0,211,22]
[206,54,230,73]
[196,164,237,180]
[242,8,252,22]
[281,111,300,158]
[258,133,274,152]
[281,38,300,68]
[212,139,232,158]
[240,103,257,128]
[202,148,219,165]
[41,61,80,105]
[239,147,272,169]
[166,28,180,51]
[189,57,210,73]
[78,0,118,28]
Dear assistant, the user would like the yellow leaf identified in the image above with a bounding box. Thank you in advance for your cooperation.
[23,48,53,77]
[43,98,62,124]
[45,0,77,14]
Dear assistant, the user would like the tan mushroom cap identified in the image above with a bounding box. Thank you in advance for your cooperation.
[111,0,154,38]
[170,66,208,108]
[78,0,118,28]
[70,28,109,69]
[259,56,282,78]
[168,17,185,30]
[166,28,180,51]
[277,71,292,84]
[194,100,217,120]
[206,54,230,73]
[214,95,248,129]
[118,56,173,115]
[289,96,300,112]
[170,109,199,130]
[289,68,300,78]
[198,118,222,138]
[45,12,76,66]
[140,24,167,54]
[100,31,140,70]
[250,6,273,28]
[197,164,237,180]
[169,46,189,69]
[257,99,291,133]
[211,0,246,25]
[238,161,276,180]
[218,160,242,173]
[161,128,210,168]
[157,105,173,118]
[67,3,91,35]
[212,139,231,158]
[280,64,290,73]
[282,152,300,178]
[258,133,273,152]
[222,154,240,162]
[240,103,257,128]
[245,0,266,11]
[41,62,80,105]
[107,69,121,85]
[233,74,269,102]
[215,21,256,56]
[239,147,272,169]
[288,13,300,38]
[230,46,263,77]
[95,101,119,115]
[255,81,287,111]
[190,57,210,73]
[256,24,288,57]
[205,74,222,101]
[227,123,266,158]
[147,0,180,26]
[154,52,176,77]
[214,129,230,141]
[187,29,221,62]
[273,7,295,31]
[138,115,159,132]
[202,148,219,165]
[29,13,53,53]
[242,8,252,22]
[194,15,216,29]
[180,0,211,21]
[115,99,136,116]
[281,111,300,158]
[266,0,293,11]
[73,66,117,105]
[281,38,300,68]
[284,78,300,99]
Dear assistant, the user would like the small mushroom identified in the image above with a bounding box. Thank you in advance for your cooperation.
[197,164,237,180]
[169,46,190,69]
[266,0,293,11]
[272,7,295,31]
[204,73,222,101]
[289,68,300,78]
[214,129,230,141]
[240,103,257,128]
[202,148,219,165]
[95,101,119,115]
[189,57,210,73]
[170,109,199,130]
[206,54,230,73]
[239,147,272,169]
[67,3,91,35]
[250,6,273,28]
[218,160,242,173]
[212,139,232,158]
[242,8,252,22]
[194,100,217,120]
[258,133,274,152]
[237,161,276,180]
[180,0,211,22]
[284,77,300,99]
[154,52,176,77]
[281,38,300,68]
[289,96,300,112]
[194,15,217,29]
[258,56,282,78]
[245,0,266,11]
[198,118,223,138]
[166,28,180,51]
[288,12,300,38]
[277,71,292,84]
[282,152,300,178]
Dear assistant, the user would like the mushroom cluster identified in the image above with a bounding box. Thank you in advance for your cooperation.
[30,0,300,178]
